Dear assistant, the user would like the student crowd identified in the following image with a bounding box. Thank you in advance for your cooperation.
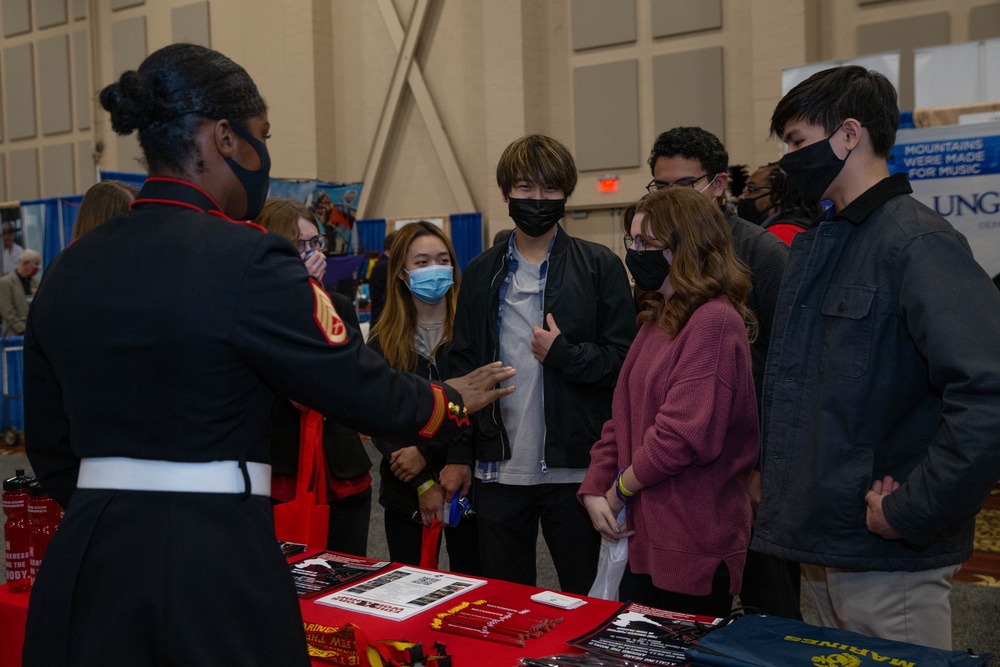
[18,44,1000,667]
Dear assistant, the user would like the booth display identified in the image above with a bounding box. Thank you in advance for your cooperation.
[0,553,621,667]
[7,552,989,667]
[887,121,1000,282]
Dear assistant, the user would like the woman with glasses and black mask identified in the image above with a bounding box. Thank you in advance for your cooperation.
[21,43,513,667]
[255,198,373,558]
[579,188,760,618]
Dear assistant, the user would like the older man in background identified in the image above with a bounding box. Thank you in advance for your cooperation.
[0,249,40,335]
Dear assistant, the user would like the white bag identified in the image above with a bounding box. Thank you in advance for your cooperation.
[587,507,629,600]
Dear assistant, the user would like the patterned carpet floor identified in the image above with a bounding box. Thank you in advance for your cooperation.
[956,486,1000,587]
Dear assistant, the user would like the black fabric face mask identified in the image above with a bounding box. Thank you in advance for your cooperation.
[778,125,849,206]
[737,195,770,225]
[508,198,565,237]
[225,122,271,220]
[625,248,671,292]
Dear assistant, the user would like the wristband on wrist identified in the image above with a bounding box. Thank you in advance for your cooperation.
[614,483,631,505]
[615,468,636,505]
[617,468,636,497]
[416,480,435,496]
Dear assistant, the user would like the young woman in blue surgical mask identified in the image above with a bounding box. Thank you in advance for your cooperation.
[367,221,482,574]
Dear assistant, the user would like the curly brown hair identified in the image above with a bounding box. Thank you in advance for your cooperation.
[624,188,757,341]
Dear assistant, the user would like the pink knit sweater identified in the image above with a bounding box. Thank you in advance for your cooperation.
[579,297,759,596]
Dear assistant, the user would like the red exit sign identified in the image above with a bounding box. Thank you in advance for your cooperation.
[598,177,619,193]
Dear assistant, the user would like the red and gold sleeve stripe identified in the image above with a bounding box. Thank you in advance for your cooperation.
[419,385,448,438]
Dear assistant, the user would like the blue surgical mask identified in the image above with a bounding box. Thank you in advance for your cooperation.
[406,265,454,304]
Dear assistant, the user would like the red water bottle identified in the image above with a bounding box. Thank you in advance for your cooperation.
[28,480,59,583]
[3,468,32,592]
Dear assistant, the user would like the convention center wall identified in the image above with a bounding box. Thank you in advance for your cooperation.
[0,0,998,251]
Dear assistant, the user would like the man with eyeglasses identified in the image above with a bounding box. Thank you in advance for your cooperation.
[647,127,787,414]
[647,127,796,620]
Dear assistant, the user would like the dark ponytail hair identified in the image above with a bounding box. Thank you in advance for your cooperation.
[99,43,267,174]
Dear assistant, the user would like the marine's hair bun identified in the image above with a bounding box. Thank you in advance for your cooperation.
[99,69,158,135]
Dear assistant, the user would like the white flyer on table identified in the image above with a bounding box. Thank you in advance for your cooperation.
[314,565,486,621]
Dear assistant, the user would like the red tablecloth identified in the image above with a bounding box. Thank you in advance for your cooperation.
[0,584,29,667]
[298,560,621,666]
[0,562,620,667]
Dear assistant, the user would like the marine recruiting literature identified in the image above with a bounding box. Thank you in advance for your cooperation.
[315,566,486,621]
[289,551,391,598]
[567,602,722,666]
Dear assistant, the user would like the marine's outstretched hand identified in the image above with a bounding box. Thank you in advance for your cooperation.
[445,361,516,413]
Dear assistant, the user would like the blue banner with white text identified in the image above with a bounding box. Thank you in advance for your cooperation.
[889,122,1000,280]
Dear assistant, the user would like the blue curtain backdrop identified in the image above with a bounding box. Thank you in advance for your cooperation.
[449,212,483,274]
[356,214,482,272]
[22,196,83,270]
[356,218,387,254]
[1,336,24,431]
[99,170,147,189]
[21,199,57,270]
[60,196,83,246]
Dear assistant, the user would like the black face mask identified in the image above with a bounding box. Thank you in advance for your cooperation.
[225,122,271,220]
[625,248,671,292]
[508,198,565,237]
[778,125,849,206]
[737,195,770,225]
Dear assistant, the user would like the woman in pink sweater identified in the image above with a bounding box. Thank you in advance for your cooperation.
[579,187,760,618]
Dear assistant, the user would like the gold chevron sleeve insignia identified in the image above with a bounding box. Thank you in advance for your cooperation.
[310,282,348,346]
[419,384,448,438]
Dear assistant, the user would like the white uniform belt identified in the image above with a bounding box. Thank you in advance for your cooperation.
[77,457,271,496]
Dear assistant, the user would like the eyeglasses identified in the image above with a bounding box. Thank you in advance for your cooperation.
[645,173,717,193]
[297,234,327,253]
[743,185,772,195]
[623,233,665,255]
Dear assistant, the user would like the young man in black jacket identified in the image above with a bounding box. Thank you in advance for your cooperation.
[445,135,636,594]
[754,65,1000,649]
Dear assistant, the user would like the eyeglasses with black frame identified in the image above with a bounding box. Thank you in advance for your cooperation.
[623,233,666,255]
[645,172,717,193]
[297,234,327,254]
[743,185,772,196]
